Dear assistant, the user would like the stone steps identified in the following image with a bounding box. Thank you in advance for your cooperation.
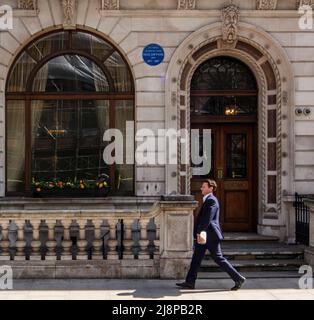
[213,244,304,260]
[199,233,305,276]
[198,271,302,279]
[201,259,304,272]
[222,233,279,242]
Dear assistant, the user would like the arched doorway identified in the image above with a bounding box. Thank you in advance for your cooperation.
[5,29,135,197]
[165,22,295,239]
[190,56,258,232]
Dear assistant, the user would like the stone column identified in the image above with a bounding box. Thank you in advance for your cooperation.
[159,195,198,279]
[304,198,314,268]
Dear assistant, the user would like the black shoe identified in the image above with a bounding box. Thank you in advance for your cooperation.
[231,277,246,291]
[176,282,195,289]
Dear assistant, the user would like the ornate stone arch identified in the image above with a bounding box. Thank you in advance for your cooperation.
[165,22,295,232]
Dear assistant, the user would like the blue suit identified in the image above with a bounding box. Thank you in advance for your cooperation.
[186,193,243,284]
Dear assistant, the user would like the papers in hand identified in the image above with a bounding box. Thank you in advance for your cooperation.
[198,231,207,244]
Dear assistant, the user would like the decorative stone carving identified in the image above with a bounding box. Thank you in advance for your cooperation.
[221,5,240,45]
[18,0,37,10]
[102,0,120,10]
[257,0,278,10]
[298,0,314,8]
[177,0,196,10]
[61,0,77,29]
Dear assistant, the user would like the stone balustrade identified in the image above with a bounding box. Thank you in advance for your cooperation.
[0,197,197,279]
[0,215,159,262]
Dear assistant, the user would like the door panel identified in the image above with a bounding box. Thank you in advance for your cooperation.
[191,123,256,232]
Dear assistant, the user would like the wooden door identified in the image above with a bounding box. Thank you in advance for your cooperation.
[191,123,257,232]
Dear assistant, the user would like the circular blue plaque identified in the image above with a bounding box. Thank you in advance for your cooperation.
[142,44,165,66]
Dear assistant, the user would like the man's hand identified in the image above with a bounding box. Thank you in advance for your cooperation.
[196,234,201,244]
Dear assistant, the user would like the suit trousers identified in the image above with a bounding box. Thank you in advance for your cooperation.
[186,240,243,284]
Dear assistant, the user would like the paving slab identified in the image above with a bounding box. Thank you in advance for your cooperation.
[0,277,313,300]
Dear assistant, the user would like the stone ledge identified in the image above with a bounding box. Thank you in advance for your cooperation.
[0,196,161,213]
[304,247,314,269]
[99,9,304,18]
[0,260,160,279]
[161,195,195,201]
[305,196,314,206]
[12,10,39,17]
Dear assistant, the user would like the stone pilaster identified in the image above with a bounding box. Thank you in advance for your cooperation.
[305,198,314,247]
[304,198,314,268]
[159,195,198,279]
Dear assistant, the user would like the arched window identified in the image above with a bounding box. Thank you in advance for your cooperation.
[190,56,258,182]
[6,30,134,197]
[191,56,258,117]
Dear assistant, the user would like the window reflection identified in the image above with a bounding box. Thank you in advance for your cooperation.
[226,134,247,179]
[191,56,257,91]
[31,100,110,184]
[191,96,257,116]
[33,55,110,92]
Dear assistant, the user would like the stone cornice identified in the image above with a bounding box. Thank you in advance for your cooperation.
[12,9,39,17]
[99,9,306,18]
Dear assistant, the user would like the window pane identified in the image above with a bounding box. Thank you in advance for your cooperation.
[31,100,110,193]
[115,100,134,194]
[72,32,114,61]
[32,55,109,92]
[28,32,69,61]
[191,56,257,91]
[226,134,247,179]
[191,96,257,116]
[7,52,36,92]
[7,101,25,192]
[104,52,133,92]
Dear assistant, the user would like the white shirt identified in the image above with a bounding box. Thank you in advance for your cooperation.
[203,193,213,203]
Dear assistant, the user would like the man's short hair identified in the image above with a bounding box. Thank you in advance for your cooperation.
[202,179,217,191]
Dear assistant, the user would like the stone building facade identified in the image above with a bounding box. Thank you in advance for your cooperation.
[0,0,313,278]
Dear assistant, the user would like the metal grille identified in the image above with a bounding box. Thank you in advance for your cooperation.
[294,193,310,246]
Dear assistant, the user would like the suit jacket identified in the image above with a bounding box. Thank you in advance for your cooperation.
[193,193,224,242]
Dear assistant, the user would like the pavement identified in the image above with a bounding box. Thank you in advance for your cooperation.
[1,276,314,300]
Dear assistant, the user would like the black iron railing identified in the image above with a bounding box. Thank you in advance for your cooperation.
[294,193,310,246]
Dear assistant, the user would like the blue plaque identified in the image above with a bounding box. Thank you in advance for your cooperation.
[142,43,165,66]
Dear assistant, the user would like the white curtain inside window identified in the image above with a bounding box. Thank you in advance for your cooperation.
[7,101,25,192]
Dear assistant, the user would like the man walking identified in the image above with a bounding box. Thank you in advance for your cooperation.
[176,179,246,291]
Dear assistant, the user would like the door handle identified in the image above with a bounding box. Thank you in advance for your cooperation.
[232,171,242,179]
[217,168,223,180]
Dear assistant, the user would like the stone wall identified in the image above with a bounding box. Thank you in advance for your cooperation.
[1,1,313,196]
